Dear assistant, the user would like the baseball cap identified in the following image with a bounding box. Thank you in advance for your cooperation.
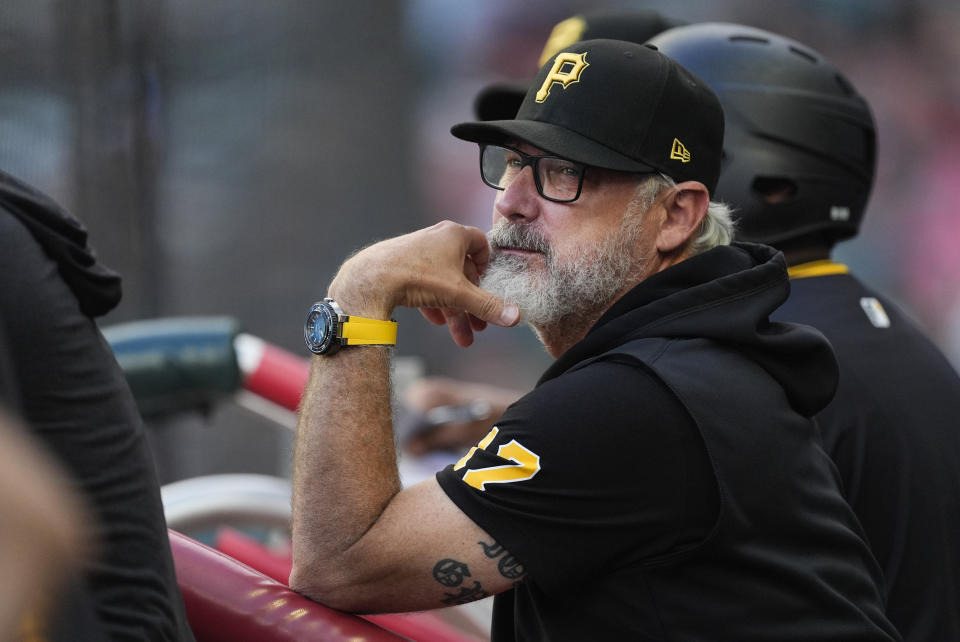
[452,39,724,194]
[474,10,685,121]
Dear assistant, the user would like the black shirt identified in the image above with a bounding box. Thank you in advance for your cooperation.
[778,262,960,641]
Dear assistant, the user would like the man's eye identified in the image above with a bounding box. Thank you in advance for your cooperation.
[549,162,582,179]
[505,156,523,168]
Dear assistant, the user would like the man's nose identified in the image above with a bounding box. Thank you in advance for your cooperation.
[495,166,540,222]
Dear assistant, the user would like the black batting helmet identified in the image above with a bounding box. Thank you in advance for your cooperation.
[647,23,877,245]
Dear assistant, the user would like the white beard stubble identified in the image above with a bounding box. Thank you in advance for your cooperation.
[480,197,650,330]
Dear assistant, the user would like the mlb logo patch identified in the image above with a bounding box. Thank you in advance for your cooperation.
[859,297,890,329]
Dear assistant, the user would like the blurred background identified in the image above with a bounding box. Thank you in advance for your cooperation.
[2,0,958,484]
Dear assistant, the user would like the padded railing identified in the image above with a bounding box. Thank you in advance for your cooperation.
[108,319,488,640]
[170,530,405,641]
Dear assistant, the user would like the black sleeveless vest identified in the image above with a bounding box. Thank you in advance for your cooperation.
[601,335,898,640]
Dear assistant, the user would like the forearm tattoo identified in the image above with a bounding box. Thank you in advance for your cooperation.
[441,581,489,606]
[432,558,489,605]
[478,539,527,580]
[433,558,471,587]
[430,540,527,605]
[478,540,505,557]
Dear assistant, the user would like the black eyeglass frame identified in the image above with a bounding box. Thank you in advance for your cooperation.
[478,143,588,203]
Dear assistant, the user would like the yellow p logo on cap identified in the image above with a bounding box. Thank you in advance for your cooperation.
[536,52,590,103]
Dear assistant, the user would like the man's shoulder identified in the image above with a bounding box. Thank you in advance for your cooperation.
[783,273,946,353]
[520,352,684,425]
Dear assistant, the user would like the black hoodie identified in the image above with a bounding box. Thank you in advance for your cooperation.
[547,241,837,417]
[440,242,900,641]
[0,172,194,640]
[0,169,121,317]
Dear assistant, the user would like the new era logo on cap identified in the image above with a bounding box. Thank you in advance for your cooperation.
[452,39,724,193]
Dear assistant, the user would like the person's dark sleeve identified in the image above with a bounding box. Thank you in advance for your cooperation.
[0,211,193,641]
[437,356,719,595]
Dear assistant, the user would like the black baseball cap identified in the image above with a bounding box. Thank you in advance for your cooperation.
[452,39,724,194]
[474,10,685,121]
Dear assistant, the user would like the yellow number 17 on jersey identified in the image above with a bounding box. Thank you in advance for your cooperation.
[453,427,541,491]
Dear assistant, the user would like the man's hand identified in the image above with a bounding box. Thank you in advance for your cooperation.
[327,222,518,345]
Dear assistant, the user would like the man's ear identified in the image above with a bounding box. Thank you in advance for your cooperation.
[656,181,710,254]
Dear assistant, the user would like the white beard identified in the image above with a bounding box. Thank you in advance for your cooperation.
[481,208,647,329]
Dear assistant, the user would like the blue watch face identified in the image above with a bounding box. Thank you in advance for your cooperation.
[304,302,336,354]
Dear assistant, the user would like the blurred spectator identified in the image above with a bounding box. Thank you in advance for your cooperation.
[0,406,91,641]
[0,327,92,641]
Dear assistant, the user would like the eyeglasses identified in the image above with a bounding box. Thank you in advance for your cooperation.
[479,144,587,203]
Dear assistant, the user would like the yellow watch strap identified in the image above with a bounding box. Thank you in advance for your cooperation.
[787,260,849,280]
[340,315,398,346]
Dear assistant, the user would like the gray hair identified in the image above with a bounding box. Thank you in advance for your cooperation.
[634,174,735,255]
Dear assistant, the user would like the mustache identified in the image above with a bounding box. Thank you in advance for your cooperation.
[487,223,551,255]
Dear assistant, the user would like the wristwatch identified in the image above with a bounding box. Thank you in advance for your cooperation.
[303,298,397,355]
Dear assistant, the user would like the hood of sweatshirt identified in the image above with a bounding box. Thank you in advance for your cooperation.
[539,242,838,418]
[0,170,121,317]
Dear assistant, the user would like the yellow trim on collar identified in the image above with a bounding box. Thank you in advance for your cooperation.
[340,315,398,346]
[787,260,850,279]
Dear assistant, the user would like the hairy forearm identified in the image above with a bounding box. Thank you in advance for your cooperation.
[289,224,518,604]
[290,346,401,593]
